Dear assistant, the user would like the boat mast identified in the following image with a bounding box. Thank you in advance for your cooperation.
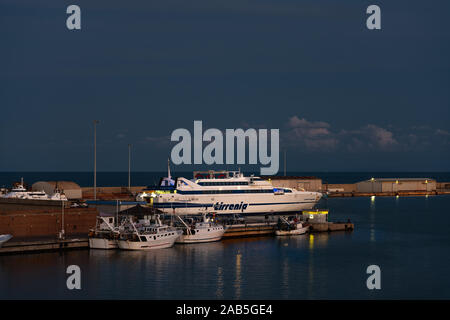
[167,157,171,180]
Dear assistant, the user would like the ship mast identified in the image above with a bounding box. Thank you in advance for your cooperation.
[167,157,171,180]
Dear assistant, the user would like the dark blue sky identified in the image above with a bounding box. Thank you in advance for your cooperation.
[1,0,449,172]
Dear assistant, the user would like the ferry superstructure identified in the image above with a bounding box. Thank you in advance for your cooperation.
[153,171,322,216]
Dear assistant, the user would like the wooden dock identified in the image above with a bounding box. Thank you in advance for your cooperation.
[309,222,354,233]
[223,221,354,238]
[0,237,88,255]
[327,190,450,198]
[223,222,277,238]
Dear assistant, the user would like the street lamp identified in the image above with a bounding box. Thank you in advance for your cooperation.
[60,200,65,239]
[93,120,99,201]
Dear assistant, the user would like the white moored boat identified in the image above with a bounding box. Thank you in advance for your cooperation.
[0,234,13,247]
[275,217,309,236]
[175,214,226,244]
[118,216,182,250]
[2,178,68,201]
[153,170,322,216]
[89,216,119,249]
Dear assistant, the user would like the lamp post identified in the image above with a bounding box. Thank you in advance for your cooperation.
[60,200,65,239]
[93,120,99,201]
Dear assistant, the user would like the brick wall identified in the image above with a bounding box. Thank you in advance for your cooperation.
[0,208,97,238]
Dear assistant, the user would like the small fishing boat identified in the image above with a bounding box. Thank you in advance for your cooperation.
[0,234,13,247]
[89,216,119,249]
[175,214,226,244]
[118,215,182,250]
[275,217,309,236]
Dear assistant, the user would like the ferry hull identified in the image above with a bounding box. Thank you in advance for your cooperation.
[89,237,118,249]
[154,193,322,216]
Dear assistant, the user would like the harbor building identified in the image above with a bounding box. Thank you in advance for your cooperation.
[32,181,82,200]
[356,178,437,193]
[262,176,322,192]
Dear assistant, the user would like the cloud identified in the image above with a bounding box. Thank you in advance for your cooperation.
[285,116,338,150]
[143,135,170,148]
[436,129,450,137]
[362,124,398,150]
[284,116,402,152]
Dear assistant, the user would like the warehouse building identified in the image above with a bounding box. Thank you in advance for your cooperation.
[356,178,436,193]
[32,181,82,200]
[262,176,322,192]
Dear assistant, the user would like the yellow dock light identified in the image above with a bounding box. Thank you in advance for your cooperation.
[371,177,375,181]
[303,209,329,215]
[425,180,428,184]
[396,180,399,184]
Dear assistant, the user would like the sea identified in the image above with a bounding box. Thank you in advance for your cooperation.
[1,172,450,299]
[1,171,450,188]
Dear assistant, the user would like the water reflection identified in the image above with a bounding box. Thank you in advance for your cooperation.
[216,266,224,299]
[307,235,314,298]
[2,195,449,299]
[281,258,289,299]
[370,196,376,243]
[234,252,242,299]
[309,234,315,251]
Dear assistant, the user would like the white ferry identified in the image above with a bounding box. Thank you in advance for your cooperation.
[153,170,322,216]
[2,178,67,201]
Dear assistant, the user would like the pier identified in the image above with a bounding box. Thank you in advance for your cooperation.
[222,221,354,239]
[0,237,88,254]
[223,222,277,238]
[0,220,354,254]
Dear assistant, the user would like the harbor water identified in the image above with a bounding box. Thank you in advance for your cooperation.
[1,171,450,187]
[2,195,450,299]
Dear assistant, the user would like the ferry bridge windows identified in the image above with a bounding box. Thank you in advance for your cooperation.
[198,182,249,186]
[179,189,274,194]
